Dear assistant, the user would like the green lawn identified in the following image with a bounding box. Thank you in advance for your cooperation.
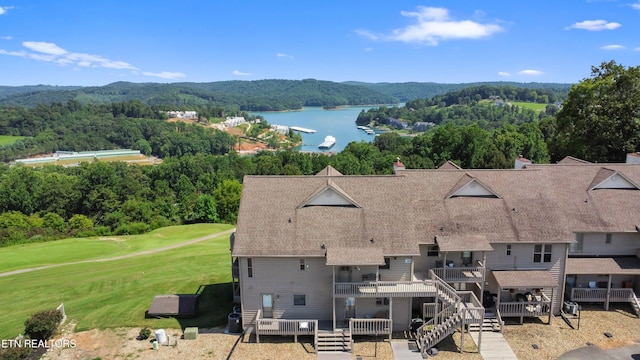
[0,223,234,273]
[0,135,25,146]
[0,224,235,338]
[510,101,548,111]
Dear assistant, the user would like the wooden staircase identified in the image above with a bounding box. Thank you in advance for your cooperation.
[630,292,640,318]
[416,311,464,354]
[468,315,501,333]
[316,329,352,352]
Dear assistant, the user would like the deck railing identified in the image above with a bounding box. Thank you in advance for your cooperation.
[432,264,485,283]
[334,280,436,297]
[349,318,392,340]
[254,310,318,344]
[570,287,636,302]
[495,308,504,333]
[498,294,551,318]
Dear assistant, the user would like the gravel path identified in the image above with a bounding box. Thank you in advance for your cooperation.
[0,228,236,278]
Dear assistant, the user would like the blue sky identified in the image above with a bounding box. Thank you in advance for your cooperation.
[0,1,639,86]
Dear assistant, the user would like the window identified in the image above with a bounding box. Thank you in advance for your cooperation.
[380,258,390,269]
[376,297,389,306]
[533,244,552,263]
[506,244,512,256]
[605,233,612,244]
[294,294,306,306]
[247,258,253,278]
[570,234,584,253]
[427,245,439,257]
[299,258,306,270]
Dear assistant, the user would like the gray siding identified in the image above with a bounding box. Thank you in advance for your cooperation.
[571,232,640,256]
[239,257,332,325]
[485,243,567,314]
[380,257,412,281]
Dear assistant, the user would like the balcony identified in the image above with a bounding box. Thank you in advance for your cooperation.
[431,263,486,283]
[498,293,552,319]
[334,280,437,298]
[569,287,636,303]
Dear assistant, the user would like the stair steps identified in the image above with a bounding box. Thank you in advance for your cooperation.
[469,317,501,332]
[316,329,352,352]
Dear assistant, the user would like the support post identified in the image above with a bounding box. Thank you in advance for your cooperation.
[605,275,612,311]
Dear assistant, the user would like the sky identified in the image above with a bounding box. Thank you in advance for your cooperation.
[0,0,639,86]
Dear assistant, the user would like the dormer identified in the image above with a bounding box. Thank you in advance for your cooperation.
[446,174,501,199]
[589,168,639,191]
[298,179,361,208]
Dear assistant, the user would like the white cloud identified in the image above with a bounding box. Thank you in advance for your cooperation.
[23,41,68,55]
[356,6,503,46]
[566,20,621,31]
[142,71,186,79]
[276,53,294,59]
[364,47,373,52]
[601,44,626,50]
[0,36,11,40]
[630,1,640,10]
[0,6,14,15]
[519,69,543,76]
[232,70,251,76]
[635,47,640,51]
[498,71,511,77]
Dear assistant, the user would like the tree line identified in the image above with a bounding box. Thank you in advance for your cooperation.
[0,60,637,245]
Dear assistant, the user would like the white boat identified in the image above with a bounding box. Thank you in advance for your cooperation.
[318,136,336,149]
[357,126,370,130]
[365,129,375,135]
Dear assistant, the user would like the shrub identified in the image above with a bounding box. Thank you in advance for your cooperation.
[137,327,151,341]
[23,309,63,340]
[0,346,33,360]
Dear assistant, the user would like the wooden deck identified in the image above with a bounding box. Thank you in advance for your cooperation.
[334,280,437,297]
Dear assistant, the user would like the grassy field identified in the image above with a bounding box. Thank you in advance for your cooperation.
[510,101,548,111]
[0,135,25,146]
[0,223,234,273]
[0,224,235,339]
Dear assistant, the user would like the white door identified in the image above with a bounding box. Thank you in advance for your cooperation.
[262,294,273,318]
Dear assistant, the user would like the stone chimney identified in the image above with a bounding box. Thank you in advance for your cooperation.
[393,157,405,174]
[514,155,531,169]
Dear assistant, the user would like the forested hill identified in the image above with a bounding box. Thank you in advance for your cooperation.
[0,79,398,111]
[344,81,573,102]
[0,79,573,110]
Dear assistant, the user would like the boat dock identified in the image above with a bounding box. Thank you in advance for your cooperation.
[290,126,317,133]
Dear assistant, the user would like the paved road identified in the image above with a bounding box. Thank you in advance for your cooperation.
[0,228,236,278]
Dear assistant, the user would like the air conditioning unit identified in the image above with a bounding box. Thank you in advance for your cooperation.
[564,301,578,315]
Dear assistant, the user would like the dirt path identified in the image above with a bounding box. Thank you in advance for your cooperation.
[0,228,236,278]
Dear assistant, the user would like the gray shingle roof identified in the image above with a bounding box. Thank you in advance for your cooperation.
[233,163,640,259]
[566,257,640,275]
[492,270,558,288]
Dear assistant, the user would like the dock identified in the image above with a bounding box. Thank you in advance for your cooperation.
[290,126,317,133]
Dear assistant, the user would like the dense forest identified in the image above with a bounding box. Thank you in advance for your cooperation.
[0,80,398,111]
[0,61,638,245]
[345,81,572,103]
[0,79,572,111]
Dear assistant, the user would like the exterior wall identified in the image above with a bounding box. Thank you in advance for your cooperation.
[380,257,412,281]
[485,243,568,314]
[571,232,640,257]
[239,257,332,325]
[413,244,440,277]
[391,298,411,331]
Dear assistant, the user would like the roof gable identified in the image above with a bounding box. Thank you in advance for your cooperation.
[589,168,639,191]
[315,165,343,176]
[298,179,361,208]
[437,160,462,170]
[446,174,501,199]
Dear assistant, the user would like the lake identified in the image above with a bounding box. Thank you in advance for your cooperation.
[250,106,383,153]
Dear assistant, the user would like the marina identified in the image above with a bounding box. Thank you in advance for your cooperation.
[289,126,317,133]
[318,135,336,150]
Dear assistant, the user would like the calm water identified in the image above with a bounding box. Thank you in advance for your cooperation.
[250,106,382,153]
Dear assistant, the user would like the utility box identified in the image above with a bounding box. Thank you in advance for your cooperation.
[184,327,198,340]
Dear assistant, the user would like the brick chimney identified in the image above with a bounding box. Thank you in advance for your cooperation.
[514,155,531,169]
[393,157,405,174]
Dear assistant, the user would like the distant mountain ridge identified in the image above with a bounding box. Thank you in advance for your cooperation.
[0,79,573,110]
